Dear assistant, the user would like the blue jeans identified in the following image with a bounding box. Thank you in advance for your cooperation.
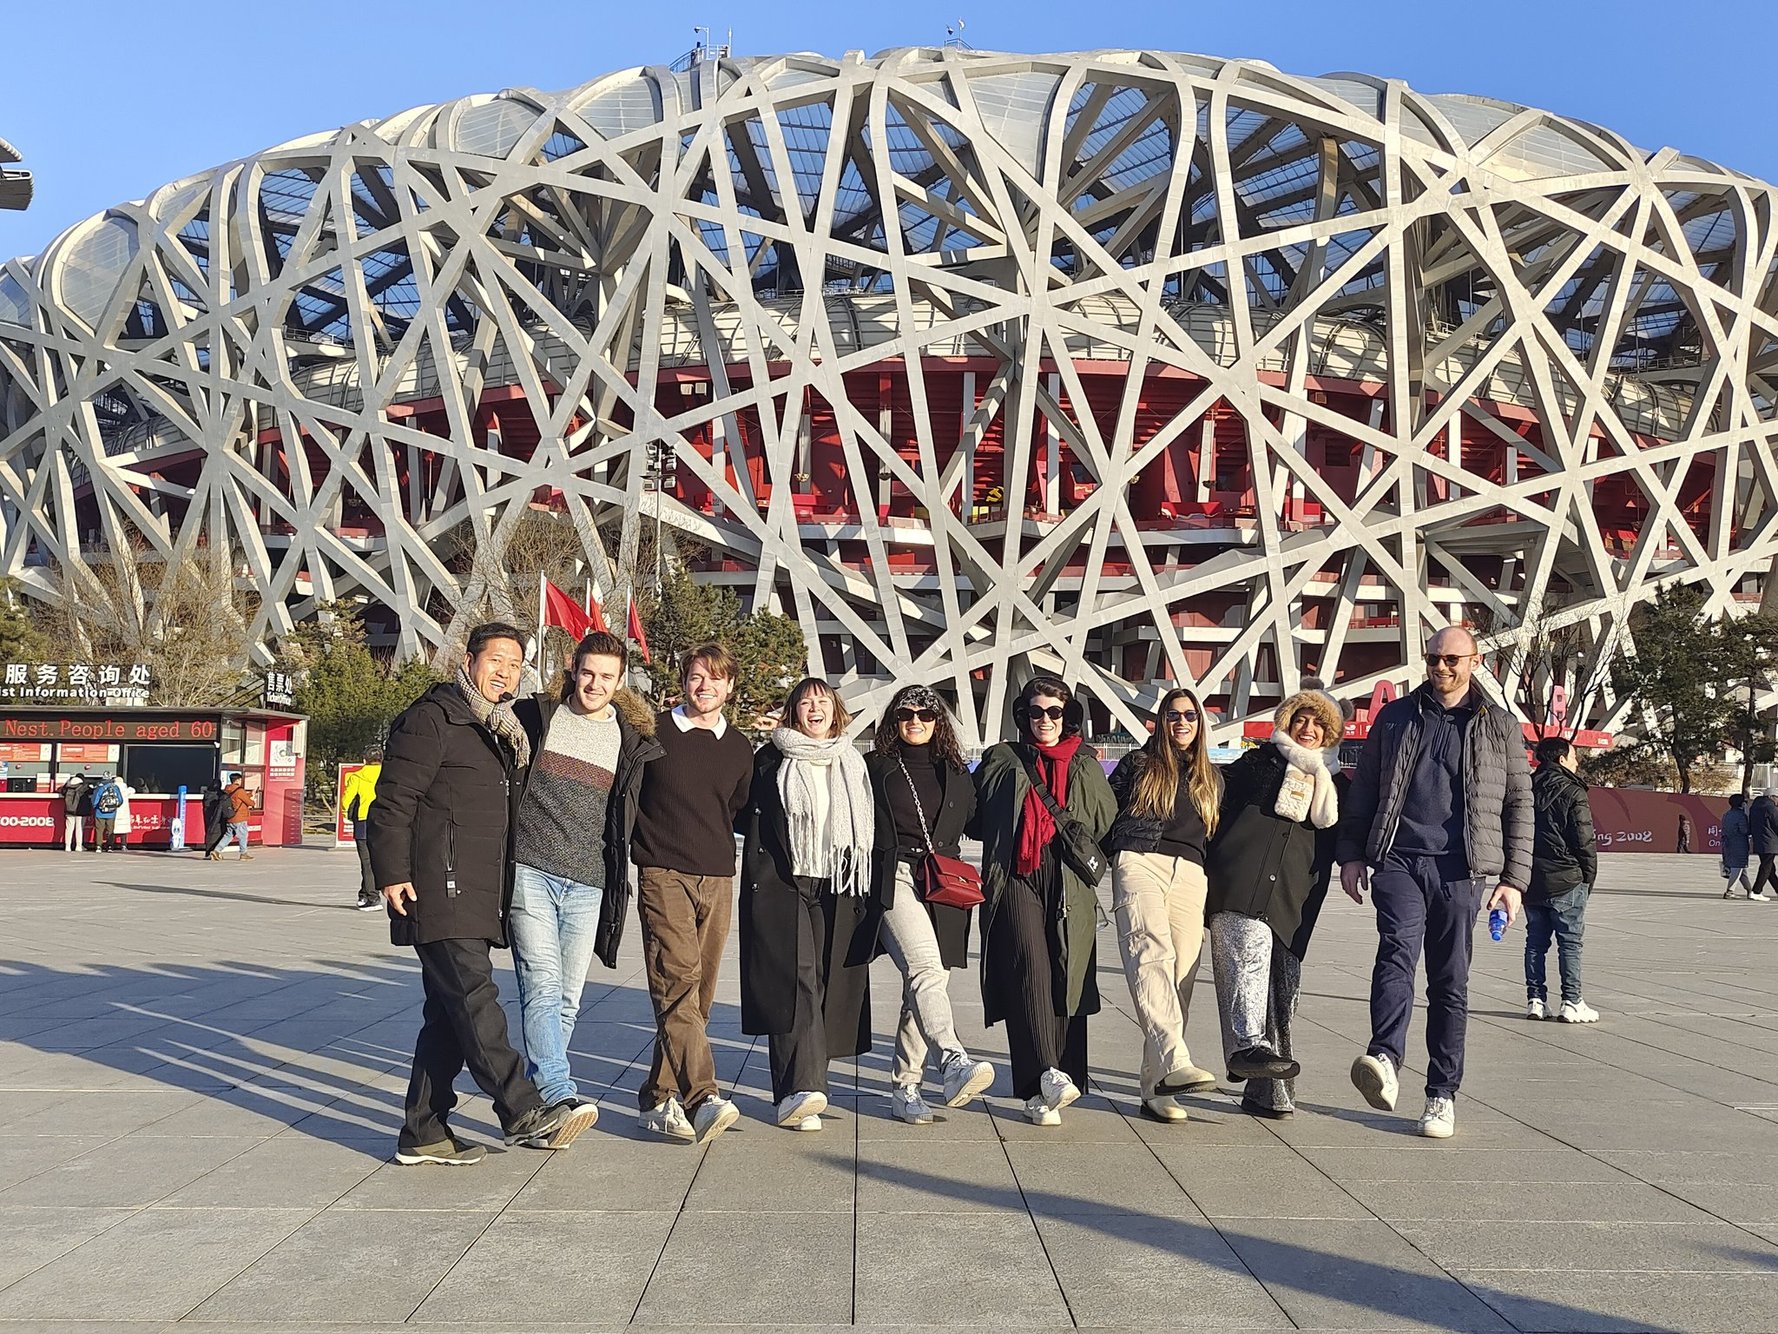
[1525,885,1587,1006]
[215,821,250,856]
[509,863,604,1105]
[1367,852,1486,1100]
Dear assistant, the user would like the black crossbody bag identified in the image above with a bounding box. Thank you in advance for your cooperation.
[1018,751,1109,885]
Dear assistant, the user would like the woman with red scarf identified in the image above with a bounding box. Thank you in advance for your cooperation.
[973,678,1116,1124]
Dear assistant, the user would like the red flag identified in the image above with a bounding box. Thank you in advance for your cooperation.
[583,582,609,634]
[541,579,594,638]
[628,594,651,664]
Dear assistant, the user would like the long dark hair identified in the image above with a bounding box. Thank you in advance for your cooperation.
[1014,676,1085,743]
[1129,686,1221,834]
[873,685,968,772]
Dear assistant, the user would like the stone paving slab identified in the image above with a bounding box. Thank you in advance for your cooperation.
[1,847,1777,1330]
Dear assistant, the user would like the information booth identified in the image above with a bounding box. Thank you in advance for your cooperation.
[0,707,307,848]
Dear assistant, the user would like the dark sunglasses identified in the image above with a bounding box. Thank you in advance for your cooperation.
[895,707,938,723]
[1424,653,1473,667]
[1164,708,1199,724]
[1023,704,1067,722]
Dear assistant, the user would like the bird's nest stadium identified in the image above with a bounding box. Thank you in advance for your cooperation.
[2,47,1776,745]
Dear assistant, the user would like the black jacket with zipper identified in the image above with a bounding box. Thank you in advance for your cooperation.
[1527,764,1598,901]
[864,746,978,970]
[512,687,663,967]
[369,682,522,948]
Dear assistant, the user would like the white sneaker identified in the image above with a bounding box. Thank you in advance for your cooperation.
[1350,1052,1399,1111]
[638,1097,695,1142]
[1559,1000,1600,1023]
[1418,1095,1456,1139]
[793,1114,822,1132]
[1142,1096,1189,1123]
[775,1091,827,1128]
[890,1085,933,1125]
[692,1094,740,1144]
[1526,998,1546,1020]
[1023,1095,1062,1126]
[1751,892,1772,902]
[1038,1067,1081,1113]
[940,1054,995,1107]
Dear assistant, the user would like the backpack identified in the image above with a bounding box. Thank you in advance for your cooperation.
[61,781,87,815]
[94,783,122,815]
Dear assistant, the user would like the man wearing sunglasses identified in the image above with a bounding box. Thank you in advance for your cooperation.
[1335,626,1532,1140]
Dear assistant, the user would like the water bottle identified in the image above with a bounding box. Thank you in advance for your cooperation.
[1489,907,1508,941]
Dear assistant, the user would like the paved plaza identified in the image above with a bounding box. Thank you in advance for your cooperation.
[0,846,1776,1332]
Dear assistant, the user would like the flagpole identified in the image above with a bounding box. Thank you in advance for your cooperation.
[535,569,547,673]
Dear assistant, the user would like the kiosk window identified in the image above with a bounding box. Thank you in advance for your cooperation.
[124,746,217,796]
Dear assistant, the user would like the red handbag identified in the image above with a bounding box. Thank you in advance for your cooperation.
[897,755,985,909]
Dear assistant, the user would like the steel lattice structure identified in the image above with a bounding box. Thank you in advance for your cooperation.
[3,48,1778,744]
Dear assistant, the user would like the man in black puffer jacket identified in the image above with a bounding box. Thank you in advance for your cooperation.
[371,622,594,1165]
[1523,737,1598,1025]
[1336,626,1532,1141]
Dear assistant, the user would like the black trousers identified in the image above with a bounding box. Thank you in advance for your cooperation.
[351,817,377,901]
[401,937,543,1150]
[767,878,831,1103]
[989,869,1088,1101]
[1752,855,1778,896]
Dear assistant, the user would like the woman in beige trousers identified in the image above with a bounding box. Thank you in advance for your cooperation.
[1104,688,1224,1123]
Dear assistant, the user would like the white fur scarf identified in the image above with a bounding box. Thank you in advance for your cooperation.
[772,728,875,896]
[1268,730,1340,829]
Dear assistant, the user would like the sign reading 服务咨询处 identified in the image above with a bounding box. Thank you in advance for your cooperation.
[0,663,153,705]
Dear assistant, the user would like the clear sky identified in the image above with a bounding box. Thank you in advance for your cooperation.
[1,0,1768,259]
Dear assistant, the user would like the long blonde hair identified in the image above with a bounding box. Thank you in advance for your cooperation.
[1129,687,1221,835]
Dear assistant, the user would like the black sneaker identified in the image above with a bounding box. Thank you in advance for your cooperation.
[1228,1046,1302,1081]
[506,1100,597,1149]
[394,1137,486,1166]
[356,894,382,912]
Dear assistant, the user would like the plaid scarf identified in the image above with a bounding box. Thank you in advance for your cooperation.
[454,666,531,769]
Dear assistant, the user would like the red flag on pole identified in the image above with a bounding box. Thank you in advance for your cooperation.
[541,579,595,638]
[628,594,651,664]
[582,580,609,634]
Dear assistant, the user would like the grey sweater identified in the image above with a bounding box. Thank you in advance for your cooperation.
[515,705,622,888]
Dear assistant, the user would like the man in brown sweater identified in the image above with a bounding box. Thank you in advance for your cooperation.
[630,641,756,1143]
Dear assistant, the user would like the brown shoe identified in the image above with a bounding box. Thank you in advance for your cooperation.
[239,853,254,860]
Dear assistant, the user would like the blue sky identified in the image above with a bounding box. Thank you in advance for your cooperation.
[2,0,1769,259]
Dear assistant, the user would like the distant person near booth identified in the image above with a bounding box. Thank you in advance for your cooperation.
[342,751,384,911]
[208,774,254,861]
[60,771,90,852]
[199,779,227,855]
[111,779,136,852]
[91,776,124,852]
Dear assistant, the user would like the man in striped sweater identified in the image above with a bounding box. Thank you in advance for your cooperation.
[511,631,664,1123]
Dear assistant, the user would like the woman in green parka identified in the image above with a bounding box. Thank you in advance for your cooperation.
[974,677,1116,1125]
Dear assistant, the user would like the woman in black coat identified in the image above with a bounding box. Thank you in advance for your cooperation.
[864,684,995,1124]
[738,677,875,1131]
[1205,686,1345,1118]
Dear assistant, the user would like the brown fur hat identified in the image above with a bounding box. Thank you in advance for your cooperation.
[1273,685,1344,743]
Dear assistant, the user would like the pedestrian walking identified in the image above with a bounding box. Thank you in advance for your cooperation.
[1524,737,1599,1024]
[59,770,90,852]
[341,750,385,910]
[1722,793,1754,899]
[1677,812,1693,855]
[739,677,876,1131]
[370,621,594,1165]
[630,642,755,1145]
[208,774,255,860]
[863,684,995,1124]
[1337,626,1531,1139]
[91,775,124,852]
[974,678,1115,1126]
[1103,687,1222,1124]
[1746,788,1778,901]
[509,631,663,1120]
[1206,686,1345,1119]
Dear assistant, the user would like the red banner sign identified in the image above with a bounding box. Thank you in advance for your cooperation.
[0,715,219,742]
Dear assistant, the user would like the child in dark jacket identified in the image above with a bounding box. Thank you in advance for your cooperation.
[1524,737,1599,1024]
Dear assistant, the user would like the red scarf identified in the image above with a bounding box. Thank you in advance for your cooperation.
[1015,735,1082,875]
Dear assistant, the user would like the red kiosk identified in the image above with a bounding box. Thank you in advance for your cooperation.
[0,707,308,848]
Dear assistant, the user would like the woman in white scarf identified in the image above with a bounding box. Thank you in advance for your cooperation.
[1204,686,1346,1119]
[738,677,876,1131]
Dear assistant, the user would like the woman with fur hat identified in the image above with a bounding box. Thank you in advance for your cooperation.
[974,677,1116,1125]
[864,685,996,1124]
[1104,686,1225,1123]
[1205,684,1346,1118]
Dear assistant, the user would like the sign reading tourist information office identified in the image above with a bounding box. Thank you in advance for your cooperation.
[0,702,309,849]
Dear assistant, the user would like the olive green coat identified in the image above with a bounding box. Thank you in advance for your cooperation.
[973,742,1117,1023]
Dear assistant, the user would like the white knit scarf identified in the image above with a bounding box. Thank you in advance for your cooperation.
[772,727,874,896]
[1269,730,1340,829]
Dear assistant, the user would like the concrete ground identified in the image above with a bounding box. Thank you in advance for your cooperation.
[0,847,1775,1333]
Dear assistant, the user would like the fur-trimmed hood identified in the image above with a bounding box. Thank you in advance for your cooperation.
[1273,688,1343,744]
[611,686,657,737]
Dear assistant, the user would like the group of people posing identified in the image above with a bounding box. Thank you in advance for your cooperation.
[368,621,1555,1165]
